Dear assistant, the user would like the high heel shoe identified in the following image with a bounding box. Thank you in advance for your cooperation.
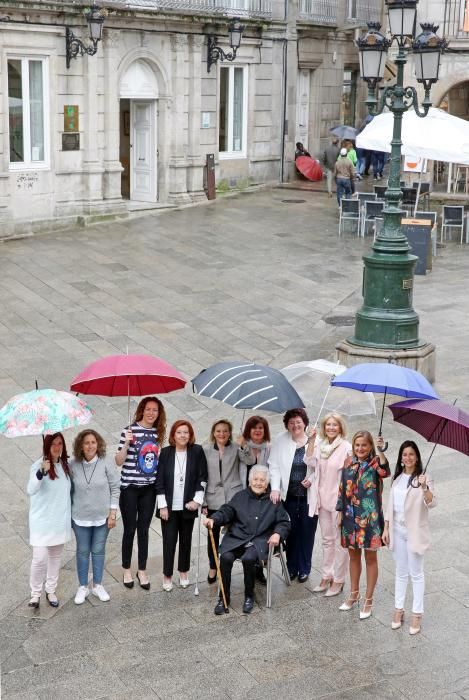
[360,597,373,620]
[409,613,422,635]
[207,572,217,584]
[162,579,173,592]
[123,573,134,589]
[46,592,59,608]
[391,608,405,630]
[339,591,360,611]
[179,576,190,589]
[313,578,332,593]
[28,596,40,609]
[324,582,344,598]
[136,572,150,590]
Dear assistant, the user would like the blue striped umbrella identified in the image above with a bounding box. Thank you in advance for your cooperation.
[191,362,304,413]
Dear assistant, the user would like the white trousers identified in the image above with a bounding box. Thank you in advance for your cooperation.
[392,525,425,614]
[318,509,349,583]
[30,544,64,597]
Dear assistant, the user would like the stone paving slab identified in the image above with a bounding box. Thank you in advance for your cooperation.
[0,188,468,698]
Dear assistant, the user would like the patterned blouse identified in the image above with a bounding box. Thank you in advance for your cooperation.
[336,455,390,550]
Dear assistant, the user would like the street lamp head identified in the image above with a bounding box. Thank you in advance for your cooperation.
[356,22,391,87]
[413,23,447,89]
[228,18,244,51]
[85,4,106,44]
[386,0,418,43]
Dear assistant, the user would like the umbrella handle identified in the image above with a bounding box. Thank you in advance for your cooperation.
[378,387,388,451]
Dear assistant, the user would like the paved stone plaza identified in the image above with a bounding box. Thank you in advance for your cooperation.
[1,189,469,699]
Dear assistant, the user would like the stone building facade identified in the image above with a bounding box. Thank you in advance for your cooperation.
[0,0,382,237]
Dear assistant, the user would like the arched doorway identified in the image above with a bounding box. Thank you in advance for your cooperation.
[119,59,159,202]
[438,80,469,121]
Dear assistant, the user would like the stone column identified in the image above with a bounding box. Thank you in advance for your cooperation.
[102,29,125,209]
[186,34,205,201]
[168,33,191,204]
[82,51,104,209]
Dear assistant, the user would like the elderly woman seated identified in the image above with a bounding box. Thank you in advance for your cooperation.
[205,465,290,615]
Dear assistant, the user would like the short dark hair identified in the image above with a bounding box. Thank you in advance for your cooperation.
[283,408,309,429]
[242,416,271,443]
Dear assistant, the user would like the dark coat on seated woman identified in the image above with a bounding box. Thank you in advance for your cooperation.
[211,488,291,562]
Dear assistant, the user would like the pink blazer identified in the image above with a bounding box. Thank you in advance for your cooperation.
[385,474,437,555]
[306,440,352,517]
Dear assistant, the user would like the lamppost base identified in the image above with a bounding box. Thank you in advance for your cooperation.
[335,339,436,383]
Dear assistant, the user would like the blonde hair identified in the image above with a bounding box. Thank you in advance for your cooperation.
[319,412,347,440]
[351,430,376,459]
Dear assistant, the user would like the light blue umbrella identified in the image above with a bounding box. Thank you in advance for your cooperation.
[331,362,438,443]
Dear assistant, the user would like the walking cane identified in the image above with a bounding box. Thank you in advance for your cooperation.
[194,506,202,596]
[209,528,229,613]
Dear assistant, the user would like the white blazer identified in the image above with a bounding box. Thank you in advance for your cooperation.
[385,473,437,555]
[268,431,300,501]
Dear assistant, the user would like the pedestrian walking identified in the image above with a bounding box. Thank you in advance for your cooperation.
[334,148,355,205]
[155,420,208,592]
[203,419,244,584]
[269,408,318,583]
[382,441,436,635]
[323,137,340,197]
[336,430,390,619]
[372,150,386,179]
[205,465,291,615]
[27,432,72,609]
[69,430,120,605]
[305,413,352,597]
[115,396,166,590]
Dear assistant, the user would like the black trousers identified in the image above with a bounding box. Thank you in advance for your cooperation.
[161,511,195,577]
[284,496,318,577]
[119,485,156,570]
[220,544,259,602]
[207,508,222,570]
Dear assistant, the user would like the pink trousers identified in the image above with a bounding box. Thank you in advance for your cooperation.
[30,544,64,597]
[318,509,349,583]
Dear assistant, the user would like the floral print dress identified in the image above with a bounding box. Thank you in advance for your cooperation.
[336,455,390,550]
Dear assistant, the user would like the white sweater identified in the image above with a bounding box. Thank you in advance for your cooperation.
[27,459,72,547]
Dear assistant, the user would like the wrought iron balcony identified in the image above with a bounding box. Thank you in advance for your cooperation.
[442,0,469,38]
[103,0,272,18]
[345,0,382,26]
[298,0,338,25]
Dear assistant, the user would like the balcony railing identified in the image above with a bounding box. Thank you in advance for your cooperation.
[104,0,272,18]
[443,0,469,38]
[345,0,382,26]
[298,0,338,25]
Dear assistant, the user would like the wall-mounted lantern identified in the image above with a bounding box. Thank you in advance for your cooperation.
[66,4,107,69]
[207,18,245,73]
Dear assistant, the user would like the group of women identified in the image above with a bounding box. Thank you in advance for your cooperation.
[27,397,436,634]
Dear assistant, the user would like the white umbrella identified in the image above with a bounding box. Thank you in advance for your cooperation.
[356,107,469,165]
[281,360,376,424]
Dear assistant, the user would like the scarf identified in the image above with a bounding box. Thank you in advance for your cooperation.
[246,440,269,451]
[319,435,343,460]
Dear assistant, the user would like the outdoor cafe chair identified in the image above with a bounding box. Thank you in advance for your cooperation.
[338,198,360,237]
[356,192,377,205]
[412,181,431,209]
[401,187,417,215]
[441,205,466,244]
[362,200,385,237]
[374,184,387,198]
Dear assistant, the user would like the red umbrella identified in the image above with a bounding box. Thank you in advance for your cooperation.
[71,354,186,422]
[295,156,323,182]
[388,398,469,467]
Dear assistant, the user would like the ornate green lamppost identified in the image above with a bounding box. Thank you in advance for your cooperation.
[347,0,447,350]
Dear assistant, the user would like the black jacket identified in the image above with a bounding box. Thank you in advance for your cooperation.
[155,444,208,520]
[211,488,291,562]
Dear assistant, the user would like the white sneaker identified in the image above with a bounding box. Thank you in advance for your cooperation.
[74,586,89,605]
[92,584,110,602]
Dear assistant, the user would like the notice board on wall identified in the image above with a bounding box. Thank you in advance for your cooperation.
[401,218,433,275]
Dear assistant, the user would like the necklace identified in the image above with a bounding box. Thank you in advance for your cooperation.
[175,451,187,484]
[82,458,99,486]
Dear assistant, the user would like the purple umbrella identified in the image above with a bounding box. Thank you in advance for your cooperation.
[388,398,469,468]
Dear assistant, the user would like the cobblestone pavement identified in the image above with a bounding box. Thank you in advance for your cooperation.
[1,189,468,699]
